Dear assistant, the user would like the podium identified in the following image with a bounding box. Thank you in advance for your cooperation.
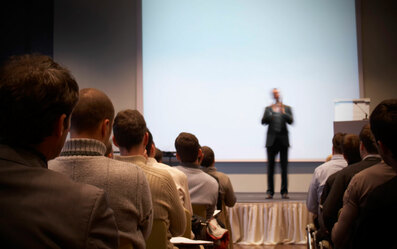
[333,98,370,135]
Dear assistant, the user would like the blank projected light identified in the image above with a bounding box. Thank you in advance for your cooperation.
[142,0,359,161]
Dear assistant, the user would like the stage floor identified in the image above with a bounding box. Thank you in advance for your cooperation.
[235,192,308,203]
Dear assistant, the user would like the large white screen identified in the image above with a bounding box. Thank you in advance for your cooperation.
[143,0,359,161]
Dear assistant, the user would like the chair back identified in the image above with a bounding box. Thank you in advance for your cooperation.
[192,204,207,219]
[182,208,192,238]
[119,237,133,249]
[146,219,167,249]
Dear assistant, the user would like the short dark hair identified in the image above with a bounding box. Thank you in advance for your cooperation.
[370,99,397,158]
[71,88,114,133]
[359,123,378,154]
[200,146,215,167]
[332,132,346,154]
[155,148,163,163]
[113,109,147,151]
[0,54,79,146]
[342,134,361,164]
[175,132,200,163]
[145,129,154,156]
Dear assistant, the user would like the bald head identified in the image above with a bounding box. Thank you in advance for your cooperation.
[71,88,114,135]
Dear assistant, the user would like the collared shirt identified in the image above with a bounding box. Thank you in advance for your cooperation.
[147,157,193,215]
[306,154,347,214]
[175,162,219,219]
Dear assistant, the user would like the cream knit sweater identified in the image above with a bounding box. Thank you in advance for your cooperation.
[49,138,153,249]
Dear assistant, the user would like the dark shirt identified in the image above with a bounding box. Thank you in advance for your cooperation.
[320,155,381,232]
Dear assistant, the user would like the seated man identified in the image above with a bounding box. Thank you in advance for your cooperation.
[0,54,118,248]
[49,88,153,249]
[174,133,219,219]
[113,109,186,249]
[351,101,397,249]
[341,134,361,165]
[320,124,381,234]
[306,133,347,220]
[200,146,237,208]
[145,129,193,215]
[332,99,397,249]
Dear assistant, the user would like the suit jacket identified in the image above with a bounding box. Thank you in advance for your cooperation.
[261,105,293,147]
[320,156,381,232]
[0,144,118,249]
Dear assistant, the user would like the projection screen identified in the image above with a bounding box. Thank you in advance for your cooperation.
[142,0,360,161]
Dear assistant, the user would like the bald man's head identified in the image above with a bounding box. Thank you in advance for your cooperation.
[71,88,114,134]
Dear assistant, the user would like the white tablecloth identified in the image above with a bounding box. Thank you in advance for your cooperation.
[228,201,309,245]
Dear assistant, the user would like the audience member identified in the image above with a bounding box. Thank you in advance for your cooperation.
[306,133,347,219]
[105,139,114,158]
[320,124,381,235]
[341,134,361,165]
[0,54,118,248]
[332,99,397,249]
[49,88,152,249]
[201,146,237,208]
[350,99,397,249]
[145,129,193,215]
[155,148,163,163]
[174,133,219,219]
[113,109,186,249]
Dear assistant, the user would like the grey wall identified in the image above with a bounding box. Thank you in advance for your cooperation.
[359,0,397,112]
[54,0,142,113]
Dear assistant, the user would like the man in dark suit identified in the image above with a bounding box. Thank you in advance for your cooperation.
[261,88,293,199]
[0,54,119,248]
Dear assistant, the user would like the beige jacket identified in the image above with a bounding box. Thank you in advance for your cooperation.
[147,157,193,215]
[115,155,186,249]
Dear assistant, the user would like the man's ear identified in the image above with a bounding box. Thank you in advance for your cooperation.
[112,135,119,148]
[176,152,181,161]
[197,148,203,163]
[101,119,111,138]
[55,114,68,137]
[143,132,149,147]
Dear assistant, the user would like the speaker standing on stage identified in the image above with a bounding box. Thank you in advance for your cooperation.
[261,88,293,199]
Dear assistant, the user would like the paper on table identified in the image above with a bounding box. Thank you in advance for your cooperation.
[171,237,213,244]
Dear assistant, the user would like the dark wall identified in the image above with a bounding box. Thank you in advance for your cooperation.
[0,1,53,64]
[359,0,397,111]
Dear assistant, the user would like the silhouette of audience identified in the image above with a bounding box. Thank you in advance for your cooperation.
[0,54,119,248]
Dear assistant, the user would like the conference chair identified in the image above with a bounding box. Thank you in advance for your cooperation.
[146,219,168,249]
[192,204,207,219]
[119,237,133,249]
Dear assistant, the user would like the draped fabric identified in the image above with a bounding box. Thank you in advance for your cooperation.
[228,201,309,245]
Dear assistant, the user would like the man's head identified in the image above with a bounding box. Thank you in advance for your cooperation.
[359,123,378,157]
[272,88,280,102]
[155,148,163,163]
[342,134,361,165]
[145,129,156,158]
[332,132,346,154]
[70,88,114,143]
[175,132,201,163]
[0,54,79,160]
[370,99,397,166]
[113,109,148,155]
[200,146,215,168]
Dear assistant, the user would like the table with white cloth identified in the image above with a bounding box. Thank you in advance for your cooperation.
[228,201,309,245]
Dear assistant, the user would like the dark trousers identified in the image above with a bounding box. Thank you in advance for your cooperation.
[266,137,288,195]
